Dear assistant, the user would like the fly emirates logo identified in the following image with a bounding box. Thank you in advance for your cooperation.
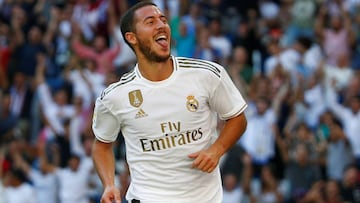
[140,121,203,152]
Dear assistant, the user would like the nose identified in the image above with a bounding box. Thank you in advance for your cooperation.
[155,18,167,29]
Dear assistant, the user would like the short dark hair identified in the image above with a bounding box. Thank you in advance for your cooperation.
[296,36,313,50]
[120,1,157,48]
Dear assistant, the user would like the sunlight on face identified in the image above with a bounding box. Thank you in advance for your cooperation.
[132,5,171,62]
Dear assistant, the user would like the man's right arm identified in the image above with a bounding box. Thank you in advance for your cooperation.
[92,139,121,203]
[92,95,122,202]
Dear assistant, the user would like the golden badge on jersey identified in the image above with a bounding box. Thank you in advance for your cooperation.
[129,89,143,108]
[186,95,199,112]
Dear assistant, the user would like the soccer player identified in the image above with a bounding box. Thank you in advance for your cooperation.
[91,1,248,203]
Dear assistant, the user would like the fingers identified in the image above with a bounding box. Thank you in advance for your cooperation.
[189,151,218,173]
[101,186,121,203]
[100,197,113,203]
[101,196,121,203]
[114,190,121,203]
[188,152,199,159]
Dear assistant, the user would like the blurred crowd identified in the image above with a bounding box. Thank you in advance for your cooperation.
[0,0,360,203]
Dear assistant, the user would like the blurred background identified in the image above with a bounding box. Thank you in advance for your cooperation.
[0,0,360,202]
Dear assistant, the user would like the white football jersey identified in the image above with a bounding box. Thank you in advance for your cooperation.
[92,56,247,203]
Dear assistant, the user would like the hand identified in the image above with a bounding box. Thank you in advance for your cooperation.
[188,149,220,173]
[101,185,121,203]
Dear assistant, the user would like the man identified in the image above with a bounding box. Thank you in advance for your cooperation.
[91,1,248,203]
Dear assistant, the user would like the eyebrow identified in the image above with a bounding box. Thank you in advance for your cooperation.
[142,14,166,23]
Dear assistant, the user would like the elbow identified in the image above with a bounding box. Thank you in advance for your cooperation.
[91,139,99,158]
[240,113,248,133]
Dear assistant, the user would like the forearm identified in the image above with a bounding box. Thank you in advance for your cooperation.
[92,139,117,188]
[210,113,247,157]
[72,40,97,59]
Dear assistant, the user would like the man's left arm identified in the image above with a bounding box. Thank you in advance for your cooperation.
[189,113,247,173]
[189,62,248,172]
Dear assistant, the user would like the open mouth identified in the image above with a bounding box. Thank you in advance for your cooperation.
[155,35,168,48]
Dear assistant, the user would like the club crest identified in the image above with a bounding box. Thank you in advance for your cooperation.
[186,95,199,112]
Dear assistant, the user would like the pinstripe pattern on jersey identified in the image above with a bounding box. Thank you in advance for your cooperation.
[177,57,221,78]
[100,70,136,100]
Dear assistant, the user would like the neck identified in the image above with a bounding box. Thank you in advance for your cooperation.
[137,56,173,81]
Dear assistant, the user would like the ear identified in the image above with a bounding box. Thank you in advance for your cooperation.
[125,32,137,46]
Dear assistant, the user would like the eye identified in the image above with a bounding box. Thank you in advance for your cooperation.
[160,17,168,24]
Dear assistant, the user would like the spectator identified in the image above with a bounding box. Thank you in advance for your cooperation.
[300,180,326,203]
[199,0,224,22]
[15,23,47,77]
[0,90,18,140]
[285,36,315,86]
[233,18,264,67]
[316,111,353,181]
[237,153,257,203]
[295,36,323,77]
[11,140,58,203]
[302,71,327,129]
[283,0,317,46]
[34,53,75,139]
[326,83,360,169]
[48,3,74,69]
[240,96,276,168]
[106,0,135,71]
[3,167,37,203]
[193,26,220,63]
[264,39,283,76]
[281,143,321,201]
[7,70,34,140]
[37,137,93,203]
[228,46,253,86]
[340,73,360,107]
[320,54,354,94]
[251,165,285,203]
[172,21,196,57]
[207,17,232,65]
[222,173,243,203]
[315,3,356,66]
[284,123,318,164]
[340,164,360,203]
[180,2,205,37]
[72,0,109,41]
[71,21,121,75]
[8,71,33,121]
[263,38,303,87]
[227,46,253,98]
[64,56,104,110]
[324,179,343,203]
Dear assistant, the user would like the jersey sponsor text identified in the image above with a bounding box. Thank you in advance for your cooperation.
[140,127,203,152]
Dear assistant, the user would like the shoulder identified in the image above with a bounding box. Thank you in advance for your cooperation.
[176,57,223,78]
[100,69,136,100]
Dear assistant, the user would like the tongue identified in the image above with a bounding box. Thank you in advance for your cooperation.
[157,39,168,48]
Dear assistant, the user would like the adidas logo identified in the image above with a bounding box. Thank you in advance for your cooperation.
[135,108,148,119]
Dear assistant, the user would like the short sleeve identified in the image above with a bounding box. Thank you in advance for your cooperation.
[92,98,120,143]
[209,65,247,120]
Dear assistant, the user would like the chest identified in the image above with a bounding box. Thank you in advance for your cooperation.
[117,82,212,137]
